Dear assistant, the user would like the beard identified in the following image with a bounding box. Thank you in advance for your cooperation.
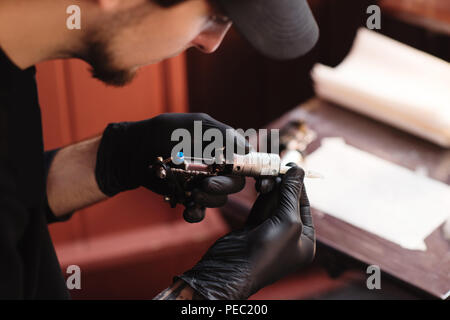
[79,39,137,87]
[76,4,154,87]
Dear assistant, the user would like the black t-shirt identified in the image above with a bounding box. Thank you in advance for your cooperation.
[0,48,70,299]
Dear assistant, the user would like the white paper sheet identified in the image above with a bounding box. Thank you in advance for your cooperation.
[305,138,450,251]
[311,28,450,147]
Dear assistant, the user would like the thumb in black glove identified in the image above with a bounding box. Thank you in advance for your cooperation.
[176,166,316,300]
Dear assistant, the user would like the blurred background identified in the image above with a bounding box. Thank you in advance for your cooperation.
[36,0,449,299]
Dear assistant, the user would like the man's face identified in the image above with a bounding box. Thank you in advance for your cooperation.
[83,0,232,86]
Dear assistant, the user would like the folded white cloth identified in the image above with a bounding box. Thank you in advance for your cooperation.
[311,28,450,148]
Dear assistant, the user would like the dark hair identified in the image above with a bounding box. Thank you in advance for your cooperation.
[153,0,188,7]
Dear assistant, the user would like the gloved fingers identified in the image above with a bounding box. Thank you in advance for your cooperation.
[183,204,206,223]
[275,165,305,226]
[230,129,253,155]
[201,175,246,195]
[285,162,299,169]
[202,116,252,155]
[246,179,281,227]
[246,192,279,228]
[299,186,313,228]
[299,186,315,241]
[255,177,278,194]
[191,189,228,208]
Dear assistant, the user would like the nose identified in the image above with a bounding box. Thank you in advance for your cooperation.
[191,22,232,54]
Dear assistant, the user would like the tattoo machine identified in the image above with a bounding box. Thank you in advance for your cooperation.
[149,150,321,210]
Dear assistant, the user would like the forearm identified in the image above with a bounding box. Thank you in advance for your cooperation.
[153,280,205,300]
[46,136,107,217]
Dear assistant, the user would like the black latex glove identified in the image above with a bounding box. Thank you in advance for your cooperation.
[95,113,249,222]
[176,166,316,300]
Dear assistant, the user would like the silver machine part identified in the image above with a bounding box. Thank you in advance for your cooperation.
[232,152,287,177]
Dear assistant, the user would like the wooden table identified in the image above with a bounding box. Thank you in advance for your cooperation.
[380,0,450,35]
[223,98,450,299]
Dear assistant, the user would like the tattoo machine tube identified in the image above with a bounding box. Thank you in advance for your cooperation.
[231,152,322,179]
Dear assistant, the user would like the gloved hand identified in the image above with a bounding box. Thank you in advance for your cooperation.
[95,113,249,222]
[176,166,315,299]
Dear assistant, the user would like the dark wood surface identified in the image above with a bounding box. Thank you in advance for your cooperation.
[224,98,450,299]
[380,0,450,35]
